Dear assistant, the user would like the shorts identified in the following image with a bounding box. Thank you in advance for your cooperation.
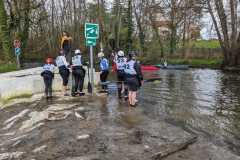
[59,67,70,86]
[117,70,125,82]
[126,76,139,91]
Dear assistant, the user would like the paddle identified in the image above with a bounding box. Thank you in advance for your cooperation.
[86,62,92,94]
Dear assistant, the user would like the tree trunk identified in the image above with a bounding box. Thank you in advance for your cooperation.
[21,0,30,58]
[0,0,12,61]
[133,1,145,53]
[127,0,133,53]
[148,0,164,57]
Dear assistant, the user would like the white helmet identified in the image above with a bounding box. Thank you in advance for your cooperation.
[117,50,124,57]
[75,49,81,54]
[98,52,104,58]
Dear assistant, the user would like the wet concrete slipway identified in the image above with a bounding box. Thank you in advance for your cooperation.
[0,69,240,160]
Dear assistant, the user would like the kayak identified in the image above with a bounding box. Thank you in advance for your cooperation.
[141,65,160,71]
[155,64,189,70]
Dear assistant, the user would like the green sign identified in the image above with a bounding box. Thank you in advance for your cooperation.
[86,38,97,46]
[85,23,99,39]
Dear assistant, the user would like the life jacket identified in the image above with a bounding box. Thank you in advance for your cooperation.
[61,36,70,50]
[56,56,68,67]
[124,60,137,75]
[43,64,54,73]
[72,55,82,66]
[100,58,109,71]
[116,56,127,70]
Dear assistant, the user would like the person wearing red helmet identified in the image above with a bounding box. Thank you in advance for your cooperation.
[41,57,55,99]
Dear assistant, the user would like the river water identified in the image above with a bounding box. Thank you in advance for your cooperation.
[0,68,239,159]
[139,69,240,154]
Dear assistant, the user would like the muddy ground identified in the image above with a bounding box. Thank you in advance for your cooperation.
[0,93,239,160]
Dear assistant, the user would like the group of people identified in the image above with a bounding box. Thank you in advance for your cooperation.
[41,49,86,98]
[40,32,143,107]
[111,50,143,106]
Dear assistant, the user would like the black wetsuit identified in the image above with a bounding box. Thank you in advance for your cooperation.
[62,39,71,62]
[41,64,55,97]
[72,54,85,95]
[56,55,70,86]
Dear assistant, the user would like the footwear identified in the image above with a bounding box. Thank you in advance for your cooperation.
[64,93,70,96]
[124,96,128,101]
[130,104,136,107]
[79,92,85,96]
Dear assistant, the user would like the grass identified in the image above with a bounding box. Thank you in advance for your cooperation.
[190,40,220,49]
[1,93,33,105]
[0,63,18,73]
[167,59,223,68]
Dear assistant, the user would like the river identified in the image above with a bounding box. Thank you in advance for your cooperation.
[140,69,240,155]
[0,68,239,160]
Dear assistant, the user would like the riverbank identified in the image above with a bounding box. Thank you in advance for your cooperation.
[0,63,18,73]
[166,59,223,69]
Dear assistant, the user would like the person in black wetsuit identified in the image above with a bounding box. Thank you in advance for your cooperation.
[41,58,55,99]
[71,49,86,96]
[124,51,143,107]
[55,50,70,96]
[61,31,72,62]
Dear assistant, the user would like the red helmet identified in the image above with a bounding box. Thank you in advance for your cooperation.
[46,57,53,64]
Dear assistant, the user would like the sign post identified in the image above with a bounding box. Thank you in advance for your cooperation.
[85,23,99,95]
[14,40,21,69]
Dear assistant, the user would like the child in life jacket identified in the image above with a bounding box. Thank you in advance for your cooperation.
[41,57,55,99]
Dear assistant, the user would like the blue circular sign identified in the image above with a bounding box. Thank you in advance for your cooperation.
[15,47,21,56]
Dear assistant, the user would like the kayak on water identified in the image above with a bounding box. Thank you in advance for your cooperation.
[155,64,189,70]
[141,65,160,71]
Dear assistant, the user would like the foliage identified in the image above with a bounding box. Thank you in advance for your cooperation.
[190,40,221,49]
[0,63,17,73]
[167,59,223,67]
[0,0,12,61]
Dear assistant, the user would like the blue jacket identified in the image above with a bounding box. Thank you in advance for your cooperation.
[100,58,109,71]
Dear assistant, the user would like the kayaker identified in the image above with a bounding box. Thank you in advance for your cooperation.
[71,49,86,96]
[55,50,70,96]
[41,57,55,99]
[98,51,109,92]
[114,50,128,99]
[124,51,143,107]
[163,59,168,67]
[61,31,72,62]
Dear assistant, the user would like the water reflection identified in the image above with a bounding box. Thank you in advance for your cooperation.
[140,69,240,153]
[99,69,240,153]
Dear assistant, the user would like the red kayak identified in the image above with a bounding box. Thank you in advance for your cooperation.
[141,65,160,71]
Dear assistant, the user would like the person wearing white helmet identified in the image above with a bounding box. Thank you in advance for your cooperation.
[55,49,70,96]
[115,50,128,99]
[71,49,86,96]
[98,50,109,91]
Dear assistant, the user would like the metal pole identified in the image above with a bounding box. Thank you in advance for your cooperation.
[90,46,94,95]
[16,55,20,69]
